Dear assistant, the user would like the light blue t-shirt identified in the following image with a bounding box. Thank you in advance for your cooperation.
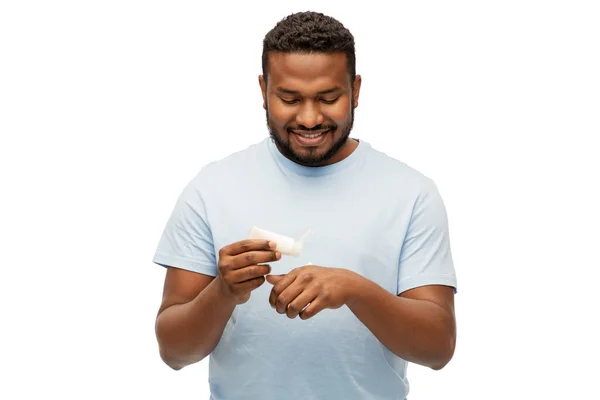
[153,137,457,400]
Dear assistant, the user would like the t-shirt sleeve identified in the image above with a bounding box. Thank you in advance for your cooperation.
[152,177,217,276]
[397,178,457,294]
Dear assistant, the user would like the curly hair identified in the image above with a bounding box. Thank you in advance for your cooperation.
[262,11,356,83]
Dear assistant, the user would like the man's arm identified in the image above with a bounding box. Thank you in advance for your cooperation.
[345,177,456,369]
[267,267,455,370]
[345,278,456,370]
[155,267,236,370]
[155,240,280,370]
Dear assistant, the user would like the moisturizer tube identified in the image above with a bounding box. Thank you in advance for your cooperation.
[248,226,311,257]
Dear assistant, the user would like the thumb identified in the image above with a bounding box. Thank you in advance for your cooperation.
[266,274,285,284]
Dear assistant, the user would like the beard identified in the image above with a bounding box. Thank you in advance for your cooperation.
[266,106,355,167]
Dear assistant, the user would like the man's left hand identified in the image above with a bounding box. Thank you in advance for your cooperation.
[266,265,359,319]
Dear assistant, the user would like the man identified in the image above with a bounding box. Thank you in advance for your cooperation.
[153,11,457,400]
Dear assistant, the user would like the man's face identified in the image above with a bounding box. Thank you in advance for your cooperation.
[259,52,361,167]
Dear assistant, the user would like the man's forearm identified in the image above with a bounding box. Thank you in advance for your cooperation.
[345,274,456,370]
[155,277,236,370]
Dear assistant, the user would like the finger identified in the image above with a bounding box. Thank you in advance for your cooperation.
[229,264,271,284]
[269,274,297,311]
[220,239,277,257]
[265,274,284,285]
[232,276,266,294]
[273,281,306,315]
[286,290,318,319]
[230,249,281,270]
[299,298,325,320]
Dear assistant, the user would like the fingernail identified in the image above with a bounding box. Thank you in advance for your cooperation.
[269,241,277,249]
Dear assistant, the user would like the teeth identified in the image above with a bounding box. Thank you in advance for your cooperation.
[298,132,324,138]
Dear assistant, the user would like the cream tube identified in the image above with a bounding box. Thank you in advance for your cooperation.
[248,226,311,256]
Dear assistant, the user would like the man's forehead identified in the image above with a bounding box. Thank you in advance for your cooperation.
[266,52,350,88]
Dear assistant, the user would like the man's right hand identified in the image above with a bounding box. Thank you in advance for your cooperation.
[217,239,281,304]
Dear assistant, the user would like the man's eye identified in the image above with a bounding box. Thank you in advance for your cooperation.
[281,98,299,105]
[320,98,340,104]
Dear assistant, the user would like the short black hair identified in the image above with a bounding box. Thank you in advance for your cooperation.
[262,11,356,83]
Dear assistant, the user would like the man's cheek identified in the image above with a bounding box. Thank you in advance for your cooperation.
[271,113,294,131]
[326,108,348,125]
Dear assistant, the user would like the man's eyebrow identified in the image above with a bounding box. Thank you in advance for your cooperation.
[275,86,343,95]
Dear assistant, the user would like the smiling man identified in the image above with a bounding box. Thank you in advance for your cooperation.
[261,50,360,167]
[152,11,457,400]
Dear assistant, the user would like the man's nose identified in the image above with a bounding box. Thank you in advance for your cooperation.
[295,102,324,129]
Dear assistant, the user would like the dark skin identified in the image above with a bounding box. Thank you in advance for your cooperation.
[155,240,280,370]
[266,267,456,370]
[259,52,361,167]
[155,51,456,371]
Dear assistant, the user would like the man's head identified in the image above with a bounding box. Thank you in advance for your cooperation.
[259,11,362,167]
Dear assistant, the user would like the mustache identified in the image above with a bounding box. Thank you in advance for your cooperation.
[286,124,336,132]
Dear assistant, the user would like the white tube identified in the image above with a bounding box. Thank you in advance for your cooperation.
[248,226,311,256]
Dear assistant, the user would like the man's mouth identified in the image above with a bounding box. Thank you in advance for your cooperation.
[289,128,332,137]
[289,128,333,146]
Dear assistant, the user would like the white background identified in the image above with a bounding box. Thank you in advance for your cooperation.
[1,1,599,399]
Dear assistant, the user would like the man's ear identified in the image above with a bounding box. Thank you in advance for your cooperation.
[352,75,362,108]
[259,75,267,110]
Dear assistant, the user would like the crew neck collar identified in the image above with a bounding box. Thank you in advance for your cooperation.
[267,137,367,177]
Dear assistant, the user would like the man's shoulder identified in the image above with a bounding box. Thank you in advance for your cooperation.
[364,141,436,189]
[198,138,267,172]
[189,138,270,186]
